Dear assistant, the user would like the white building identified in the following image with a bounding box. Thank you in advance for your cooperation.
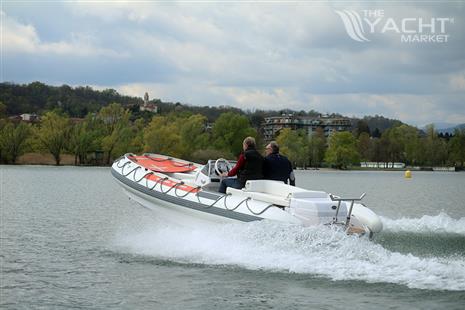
[19,113,39,122]
[140,92,158,113]
[360,162,406,169]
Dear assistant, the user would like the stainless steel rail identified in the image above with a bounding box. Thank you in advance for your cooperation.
[329,193,366,228]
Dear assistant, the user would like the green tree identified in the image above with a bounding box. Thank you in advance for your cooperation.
[179,114,210,157]
[128,118,146,154]
[382,127,404,163]
[369,138,383,167]
[354,120,370,137]
[378,131,391,163]
[143,114,211,159]
[0,102,6,118]
[396,125,421,166]
[0,122,32,163]
[191,148,232,164]
[449,128,465,168]
[98,103,132,164]
[357,132,371,162]
[308,127,326,167]
[423,124,447,166]
[276,128,309,168]
[36,111,69,165]
[212,112,256,156]
[67,116,100,165]
[324,131,360,169]
[144,116,184,157]
[372,125,421,166]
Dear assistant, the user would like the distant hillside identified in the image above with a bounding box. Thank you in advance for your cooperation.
[0,82,406,134]
[347,115,405,137]
[0,82,250,122]
[0,81,143,118]
[362,115,404,134]
[437,123,465,134]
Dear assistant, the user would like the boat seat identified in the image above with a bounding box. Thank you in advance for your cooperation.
[226,187,290,207]
[169,172,203,187]
[244,180,328,199]
[171,172,197,180]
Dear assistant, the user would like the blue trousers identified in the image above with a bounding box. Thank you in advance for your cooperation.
[219,178,243,193]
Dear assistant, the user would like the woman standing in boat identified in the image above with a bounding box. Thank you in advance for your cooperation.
[218,137,264,193]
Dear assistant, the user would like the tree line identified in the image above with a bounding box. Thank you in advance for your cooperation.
[276,125,465,169]
[1,82,406,133]
[1,102,464,168]
[0,104,257,165]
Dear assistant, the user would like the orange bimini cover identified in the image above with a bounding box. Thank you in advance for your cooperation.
[129,155,197,173]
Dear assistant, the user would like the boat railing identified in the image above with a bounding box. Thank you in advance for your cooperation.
[114,155,277,215]
[329,193,366,228]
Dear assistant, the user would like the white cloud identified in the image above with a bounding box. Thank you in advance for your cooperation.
[449,73,465,91]
[2,11,38,53]
[304,93,465,126]
[2,11,125,57]
[2,2,465,126]
[104,81,304,112]
[221,87,304,111]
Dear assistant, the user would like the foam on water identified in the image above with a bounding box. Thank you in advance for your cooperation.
[114,220,465,291]
[381,212,465,235]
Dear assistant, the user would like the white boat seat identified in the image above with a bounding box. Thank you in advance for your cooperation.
[226,187,290,207]
[244,180,328,199]
[171,172,197,180]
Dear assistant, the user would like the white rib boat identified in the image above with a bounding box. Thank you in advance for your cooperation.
[111,153,383,237]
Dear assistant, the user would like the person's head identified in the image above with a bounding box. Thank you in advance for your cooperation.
[243,136,256,150]
[265,141,279,155]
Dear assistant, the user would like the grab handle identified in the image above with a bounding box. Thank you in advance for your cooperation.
[329,193,366,227]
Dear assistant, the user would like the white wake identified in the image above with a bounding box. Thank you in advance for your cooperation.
[114,220,465,291]
[381,212,465,235]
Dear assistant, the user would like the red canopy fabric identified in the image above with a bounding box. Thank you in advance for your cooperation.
[129,155,197,173]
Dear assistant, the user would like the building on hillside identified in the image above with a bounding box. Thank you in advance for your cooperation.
[140,92,158,113]
[20,113,40,122]
[261,114,352,142]
[360,162,405,169]
[9,113,40,123]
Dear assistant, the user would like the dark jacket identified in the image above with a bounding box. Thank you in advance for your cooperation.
[237,147,264,185]
[263,153,295,185]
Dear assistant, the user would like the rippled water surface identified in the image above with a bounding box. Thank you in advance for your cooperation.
[1,166,465,309]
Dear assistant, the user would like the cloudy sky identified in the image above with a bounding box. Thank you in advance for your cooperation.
[2,1,465,127]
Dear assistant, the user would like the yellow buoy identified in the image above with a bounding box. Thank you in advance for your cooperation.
[405,170,412,178]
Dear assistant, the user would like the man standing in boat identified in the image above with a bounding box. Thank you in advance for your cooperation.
[263,141,295,186]
[218,137,264,193]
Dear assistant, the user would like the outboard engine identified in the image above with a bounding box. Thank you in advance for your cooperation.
[290,192,383,234]
[289,197,348,226]
[350,204,383,233]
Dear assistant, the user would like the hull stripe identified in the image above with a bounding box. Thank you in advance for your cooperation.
[111,168,263,222]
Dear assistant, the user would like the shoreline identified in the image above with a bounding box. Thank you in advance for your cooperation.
[2,153,461,172]
[296,168,461,172]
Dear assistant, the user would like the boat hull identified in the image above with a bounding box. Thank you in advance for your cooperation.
[111,154,383,234]
[112,168,262,226]
[121,183,238,228]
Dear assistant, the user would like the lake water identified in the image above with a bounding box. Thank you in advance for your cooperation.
[1,166,465,309]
